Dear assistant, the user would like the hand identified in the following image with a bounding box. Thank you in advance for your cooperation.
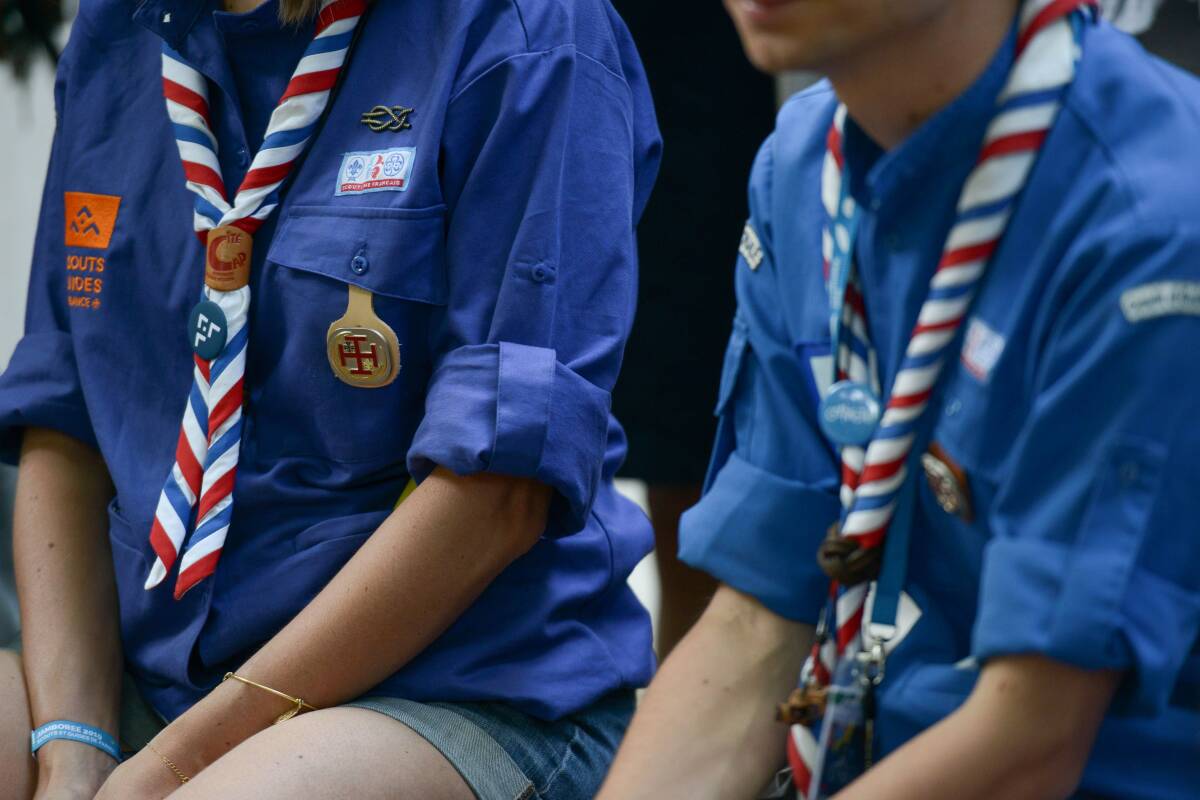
[32,740,118,800]
[94,748,184,800]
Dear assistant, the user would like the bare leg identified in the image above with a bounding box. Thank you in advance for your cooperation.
[172,707,475,800]
[0,650,35,800]
[649,484,718,658]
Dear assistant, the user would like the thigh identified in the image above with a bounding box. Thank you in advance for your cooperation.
[0,650,34,800]
[172,707,474,800]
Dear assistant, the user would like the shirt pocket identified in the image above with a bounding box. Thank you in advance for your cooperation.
[247,204,447,464]
[918,363,1006,560]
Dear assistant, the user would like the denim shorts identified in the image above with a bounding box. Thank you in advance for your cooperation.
[347,691,634,800]
[120,674,633,800]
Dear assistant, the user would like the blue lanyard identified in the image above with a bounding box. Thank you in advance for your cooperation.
[823,167,929,640]
[826,178,863,386]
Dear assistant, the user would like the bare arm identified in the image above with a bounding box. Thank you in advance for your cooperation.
[13,427,121,796]
[599,585,812,800]
[838,655,1119,800]
[143,467,551,778]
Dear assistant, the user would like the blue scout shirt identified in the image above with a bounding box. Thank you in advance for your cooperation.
[681,21,1200,796]
[0,0,661,721]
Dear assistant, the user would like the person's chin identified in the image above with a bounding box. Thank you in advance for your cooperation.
[726,0,825,73]
[740,33,814,74]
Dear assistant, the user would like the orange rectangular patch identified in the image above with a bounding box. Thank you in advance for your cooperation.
[64,192,121,250]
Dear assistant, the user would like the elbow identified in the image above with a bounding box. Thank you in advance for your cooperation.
[495,476,553,557]
[441,468,551,559]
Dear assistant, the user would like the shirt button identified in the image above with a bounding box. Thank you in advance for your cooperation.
[350,253,369,275]
[531,265,548,283]
[237,147,249,167]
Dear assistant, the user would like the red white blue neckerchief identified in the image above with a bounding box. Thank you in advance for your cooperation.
[145,0,368,599]
[788,1,1098,796]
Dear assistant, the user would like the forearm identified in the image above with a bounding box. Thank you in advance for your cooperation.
[159,467,550,771]
[599,585,812,800]
[13,429,121,774]
[837,656,1119,800]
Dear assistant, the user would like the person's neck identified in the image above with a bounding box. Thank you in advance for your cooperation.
[826,0,1019,150]
[223,0,268,13]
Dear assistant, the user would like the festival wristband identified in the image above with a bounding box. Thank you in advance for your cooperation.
[30,720,122,763]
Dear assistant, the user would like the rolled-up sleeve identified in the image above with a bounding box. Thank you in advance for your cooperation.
[0,51,96,462]
[678,137,841,622]
[407,43,660,534]
[973,222,1200,716]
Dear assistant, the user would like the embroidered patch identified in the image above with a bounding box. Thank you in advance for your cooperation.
[65,253,105,311]
[960,317,1005,383]
[335,148,416,196]
[64,192,121,249]
[739,222,763,270]
[1120,281,1200,323]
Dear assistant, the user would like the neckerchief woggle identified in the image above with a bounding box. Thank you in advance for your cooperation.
[787,2,1097,796]
[145,0,369,599]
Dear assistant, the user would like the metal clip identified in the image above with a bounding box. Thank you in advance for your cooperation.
[856,640,887,687]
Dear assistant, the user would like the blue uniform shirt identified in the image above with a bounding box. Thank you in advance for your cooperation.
[681,22,1200,796]
[0,0,661,720]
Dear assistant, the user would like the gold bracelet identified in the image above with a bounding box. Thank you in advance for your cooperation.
[223,672,318,724]
[146,742,189,785]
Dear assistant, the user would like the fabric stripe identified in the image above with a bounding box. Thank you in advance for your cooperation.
[162,78,209,119]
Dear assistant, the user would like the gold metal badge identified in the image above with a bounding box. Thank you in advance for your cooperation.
[326,285,400,388]
[361,105,414,133]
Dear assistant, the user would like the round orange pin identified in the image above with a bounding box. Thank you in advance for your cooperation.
[205,225,252,291]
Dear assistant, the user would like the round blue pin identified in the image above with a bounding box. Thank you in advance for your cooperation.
[189,300,228,361]
[819,380,882,447]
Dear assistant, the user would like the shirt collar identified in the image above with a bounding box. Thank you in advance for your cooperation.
[132,0,209,50]
[133,0,241,112]
[841,21,1019,215]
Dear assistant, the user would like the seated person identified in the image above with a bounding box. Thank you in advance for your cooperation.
[601,0,1200,797]
[0,0,660,798]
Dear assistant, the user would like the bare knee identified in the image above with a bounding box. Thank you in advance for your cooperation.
[0,650,35,800]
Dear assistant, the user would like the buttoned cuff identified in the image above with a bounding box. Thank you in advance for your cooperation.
[974,537,1200,716]
[408,342,610,535]
[679,452,840,622]
[0,332,97,463]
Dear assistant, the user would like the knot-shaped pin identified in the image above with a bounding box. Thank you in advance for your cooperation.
[361,105,414,133]
[816,521,881,586]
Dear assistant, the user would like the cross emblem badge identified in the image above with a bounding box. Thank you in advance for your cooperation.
[326,285,401,389]
[327,326,397,387]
